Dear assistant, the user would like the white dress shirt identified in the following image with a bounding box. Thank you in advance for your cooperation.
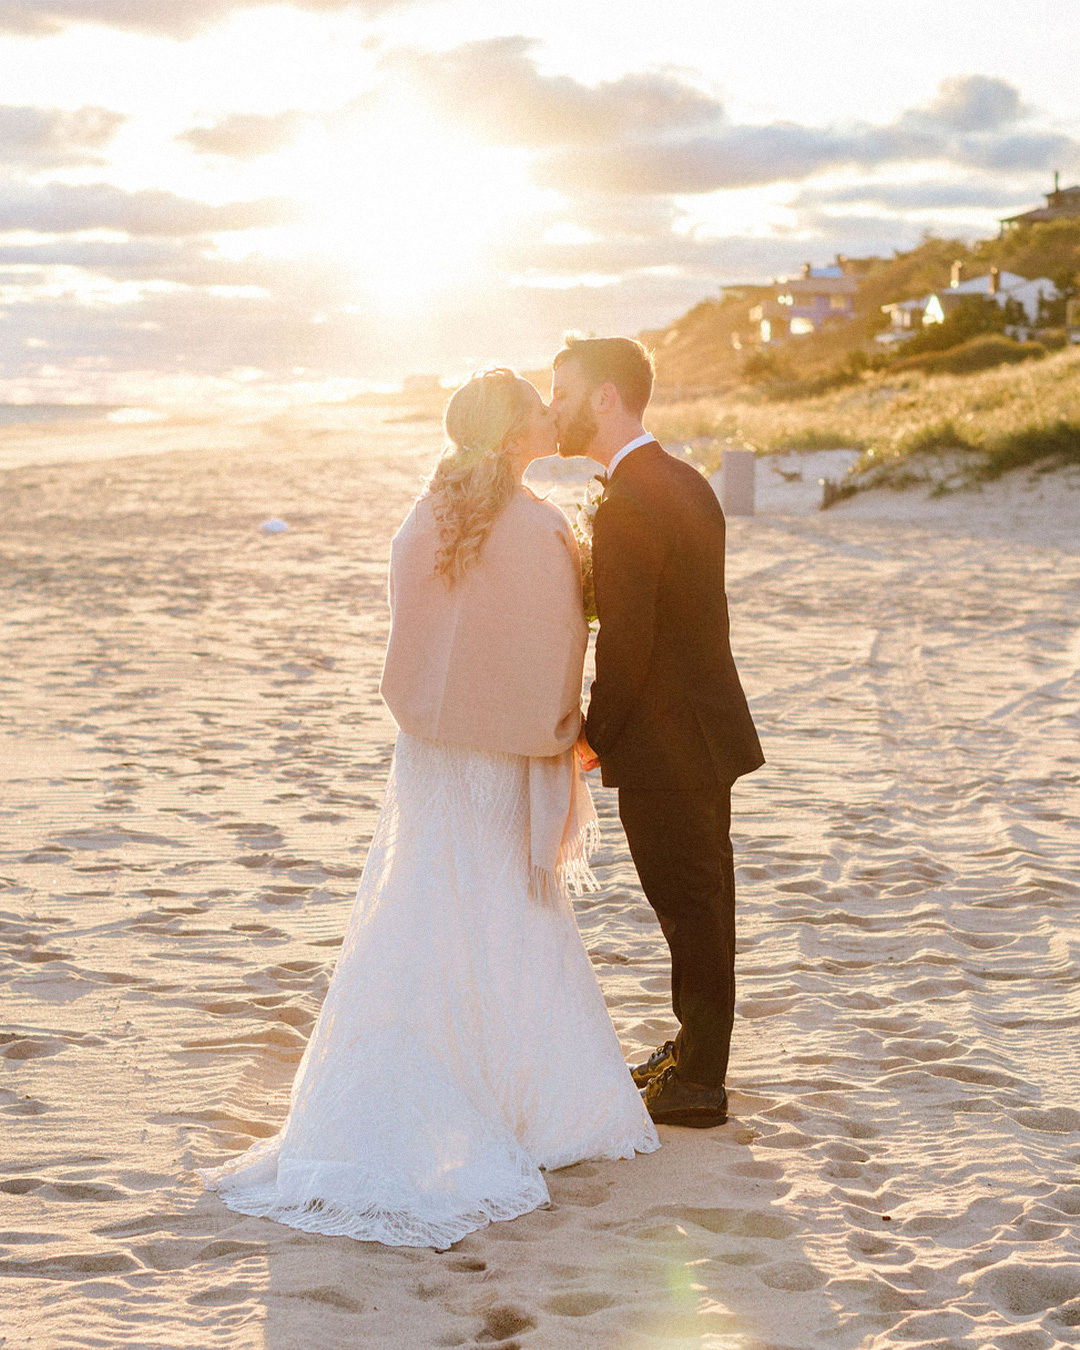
[605,431,654,481]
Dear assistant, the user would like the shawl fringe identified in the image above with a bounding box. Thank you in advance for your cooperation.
[529,817,601,906]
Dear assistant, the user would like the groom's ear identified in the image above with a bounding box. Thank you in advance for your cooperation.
[594,381,619,416]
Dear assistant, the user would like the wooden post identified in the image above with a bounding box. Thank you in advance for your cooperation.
[720,448,755,516]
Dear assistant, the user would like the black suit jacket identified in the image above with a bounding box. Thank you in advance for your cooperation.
[585,440,764,790]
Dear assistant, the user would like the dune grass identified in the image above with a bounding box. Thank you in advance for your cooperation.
[650,343,1080,492]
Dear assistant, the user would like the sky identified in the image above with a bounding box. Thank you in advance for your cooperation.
[0,0,1078,404]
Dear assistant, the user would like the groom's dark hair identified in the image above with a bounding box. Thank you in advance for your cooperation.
[553,335,655,418]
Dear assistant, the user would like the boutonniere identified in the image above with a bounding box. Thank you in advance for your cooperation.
[572,476,604,629]
[576,474,605,541]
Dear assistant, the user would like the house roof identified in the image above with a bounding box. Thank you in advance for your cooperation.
[1000,183,1080,225]
[881,297,929,314]
[1001,207,1080,225]
[950,270,1027,295]
[780,275,859,297]
[883,273,1058,318]
[752,299,796,320]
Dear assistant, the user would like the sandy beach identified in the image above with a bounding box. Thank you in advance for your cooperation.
[2,413,1079,1350]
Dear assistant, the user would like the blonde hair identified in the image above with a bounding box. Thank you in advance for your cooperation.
[427,368,534,584]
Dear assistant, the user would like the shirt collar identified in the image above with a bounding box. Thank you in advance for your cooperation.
[605,431,653,481]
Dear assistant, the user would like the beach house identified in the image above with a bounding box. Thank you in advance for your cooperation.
[923,266,1058,328]
[879,296,931,343]
[880,263,1059,342]
[750,263,859,344]
[1000,173,1080,233]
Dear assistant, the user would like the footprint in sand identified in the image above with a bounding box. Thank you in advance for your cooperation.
[0,1177,126,1203]
[1010,1106,1080,1134]
[1044,1187,1080,1216]
[446,1256,487,1273]
[292,1284,366,1312]
[682,1206,799,1239]
[10,1251,137,1277]
[546,1180,610,1208]
[220,822,285,850]
[717,1250,769,1266]
[0,1177,46,1196]
[0,1035,67,1060]
[0,1089,47,1115]
[972,1258,1080,1319]
[821,1141,870,1162]
[187,1282,256,1307]
[196,1239,266,1263]
[542,1291,616,1316]
[756,1259,828,1291]
[473,1304,537,1342]
[44,1180,128,1202]
[1051,1299,1080,1330]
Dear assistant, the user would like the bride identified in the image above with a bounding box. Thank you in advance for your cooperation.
[198,367,659,1248]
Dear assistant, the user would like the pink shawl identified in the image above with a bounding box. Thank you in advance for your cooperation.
[380,486,598,900]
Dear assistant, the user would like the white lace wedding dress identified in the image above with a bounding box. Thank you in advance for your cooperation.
[198,731,659,1248]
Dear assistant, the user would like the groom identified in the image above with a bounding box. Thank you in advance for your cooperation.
[552,336,764,1129]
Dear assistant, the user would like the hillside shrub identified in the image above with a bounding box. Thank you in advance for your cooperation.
[981,419,1080,479]
[975,218,1080,294]
[740,350,792,384]
[767,427,866,452]
[892,334,1047,377]
[1036,328,1069,351]
[892,295,1007,360]
[757,368,860,402]
[895,420,979,455]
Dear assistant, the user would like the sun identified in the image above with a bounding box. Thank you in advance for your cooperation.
[289,96,542,310]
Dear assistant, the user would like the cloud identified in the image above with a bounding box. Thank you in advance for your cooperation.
[0,259,719,395]
[0,181,299,234]
[501,231,791,285]
[906,74,1026,134]
[0,236,298,286]
[0,259,427,397]
[790,180,1037,212]
[393,49,1076,197]
[535,125,854,194]
[535,109,1078,195]
[177,111,310,158]
[0,0,406,40]
[0,104,126,167]
[497,207,903,291]
[0,45,1070,398]
[386,36,724,148]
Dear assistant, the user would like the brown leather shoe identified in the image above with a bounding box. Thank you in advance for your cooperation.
[642,1065,728,1128]
[630,1040,677,1088]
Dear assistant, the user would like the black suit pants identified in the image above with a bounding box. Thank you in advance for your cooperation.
[618,783,736,1089]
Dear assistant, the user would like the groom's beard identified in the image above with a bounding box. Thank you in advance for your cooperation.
[556,401,599,459]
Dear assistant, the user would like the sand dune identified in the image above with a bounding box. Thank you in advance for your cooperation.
[2,414,1079,1348]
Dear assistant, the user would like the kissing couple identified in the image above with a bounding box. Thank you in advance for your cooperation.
[199,336,764,1249]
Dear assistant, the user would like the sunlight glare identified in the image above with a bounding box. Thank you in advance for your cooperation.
[293,95,540,311]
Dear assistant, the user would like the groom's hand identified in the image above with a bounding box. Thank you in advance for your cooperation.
[576,733,600,773]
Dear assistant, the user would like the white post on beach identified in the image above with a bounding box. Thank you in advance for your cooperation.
[720,448,756,516]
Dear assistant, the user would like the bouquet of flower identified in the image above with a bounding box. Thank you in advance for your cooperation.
[572,476,604,628]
